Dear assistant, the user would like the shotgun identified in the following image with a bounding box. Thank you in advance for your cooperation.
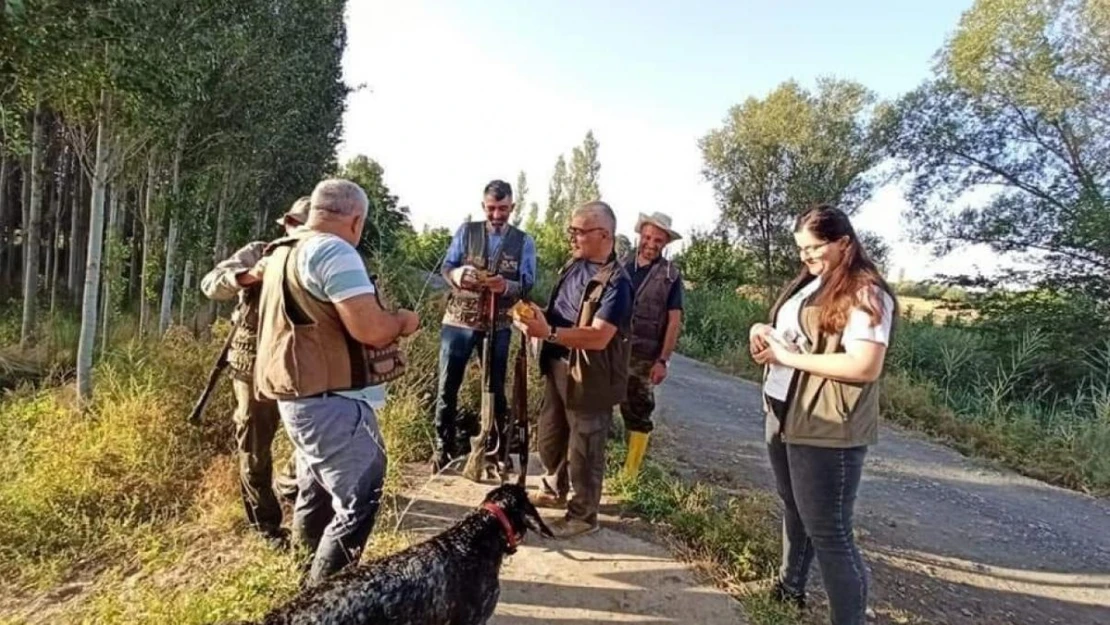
[462,289,500,482]
[187,327,235,425]
[509,323,529,486]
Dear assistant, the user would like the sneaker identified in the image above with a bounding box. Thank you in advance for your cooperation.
[549,517,599,539]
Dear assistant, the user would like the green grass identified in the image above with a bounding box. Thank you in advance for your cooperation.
[0,299,443,623]
[605,436,804,625]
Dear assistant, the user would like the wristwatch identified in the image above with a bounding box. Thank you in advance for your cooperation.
[657,358,669,367]
[546,329,558,344]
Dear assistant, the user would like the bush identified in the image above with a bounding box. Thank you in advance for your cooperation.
[940,286,968,303]
[683,282,1110,495]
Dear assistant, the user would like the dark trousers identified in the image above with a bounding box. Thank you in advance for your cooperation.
[767,396,869,625]
[434,324,511,453]
[232,379,297,534]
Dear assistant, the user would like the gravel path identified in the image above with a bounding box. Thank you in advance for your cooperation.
[653,354,1110,625]
[396,462,747,624]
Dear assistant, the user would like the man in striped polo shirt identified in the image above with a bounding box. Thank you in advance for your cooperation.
[255,179,420,585]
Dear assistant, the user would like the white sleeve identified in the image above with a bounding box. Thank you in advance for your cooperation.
[842,286,895,346]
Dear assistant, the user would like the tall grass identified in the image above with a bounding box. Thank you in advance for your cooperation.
[0,266,467,622]
[681,287,1110,495]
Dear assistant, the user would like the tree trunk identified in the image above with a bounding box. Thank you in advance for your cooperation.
[0,154,7,294]
[139,156,156,336]
[76,92,111,403]
[45,179,60,315]
[67,154,82,298]
[212,162,231,266]
[50,152,65,314]
[74,174,91,298]
[158,128,186,336]
[760,207,774,304]
[179,258,193,325]
[159,218,179,335]
[126,185,140,306]
[20,104,45,350]
[21,155,30,275]
[209,163,233,322]
[101,183,121,353]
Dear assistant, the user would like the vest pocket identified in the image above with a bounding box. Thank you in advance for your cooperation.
[793,378,850,440]
[262,326,329,397]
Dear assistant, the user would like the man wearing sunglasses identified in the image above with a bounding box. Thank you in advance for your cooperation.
[514,200,633,539]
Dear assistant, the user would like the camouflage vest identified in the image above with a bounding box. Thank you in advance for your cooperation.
[629,258,679,361]
[442,221,525,331]
[227,285,262,382]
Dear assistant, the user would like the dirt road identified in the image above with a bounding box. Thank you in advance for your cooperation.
[655,354,1110,625]
[395,464,747,624]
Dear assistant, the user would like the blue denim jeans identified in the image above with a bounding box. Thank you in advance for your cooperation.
[767,398,869,624]
[434,324,511,453]
[278,395,387,585]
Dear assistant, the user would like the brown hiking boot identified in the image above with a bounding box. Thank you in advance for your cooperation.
[548,517,599,539]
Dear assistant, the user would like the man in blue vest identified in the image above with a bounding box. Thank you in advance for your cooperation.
[433,180,537,471]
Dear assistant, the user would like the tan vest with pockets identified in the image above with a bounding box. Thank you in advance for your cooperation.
[764,299,883,448]
[254,231,404,400]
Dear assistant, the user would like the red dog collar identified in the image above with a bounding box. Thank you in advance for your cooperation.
[482,501,520,550]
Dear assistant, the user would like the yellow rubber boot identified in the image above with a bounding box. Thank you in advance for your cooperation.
[623,431,650,480]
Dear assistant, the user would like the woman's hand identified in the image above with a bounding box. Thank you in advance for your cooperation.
[765,337,798,367]
[749,323,772,355]
[751,347,775,365]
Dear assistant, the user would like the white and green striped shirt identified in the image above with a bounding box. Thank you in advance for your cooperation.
[297,233,388,411]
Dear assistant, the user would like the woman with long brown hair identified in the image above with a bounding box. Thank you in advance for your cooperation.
[748,203,898,625]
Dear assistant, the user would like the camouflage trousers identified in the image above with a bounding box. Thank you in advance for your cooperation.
[232,379,298,535]
[619,357,657,434]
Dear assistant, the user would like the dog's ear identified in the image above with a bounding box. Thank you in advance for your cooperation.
[521,497,554,538]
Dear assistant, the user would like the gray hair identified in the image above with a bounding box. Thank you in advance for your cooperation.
[310,178,369,218]
[573,200,616,234]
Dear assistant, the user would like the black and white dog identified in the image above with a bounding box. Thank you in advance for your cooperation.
[234,483,552,625]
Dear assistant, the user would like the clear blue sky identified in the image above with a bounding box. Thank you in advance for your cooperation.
[341,0,1017,280]
[430,0,968,127]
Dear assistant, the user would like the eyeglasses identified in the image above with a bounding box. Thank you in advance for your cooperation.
[797,241,831,256]
[567,226,604,237]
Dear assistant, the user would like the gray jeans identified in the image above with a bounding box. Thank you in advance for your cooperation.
[278,394,387,585]
[767,397,869,625]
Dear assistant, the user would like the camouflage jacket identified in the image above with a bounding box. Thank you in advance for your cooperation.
[200,241,267,382]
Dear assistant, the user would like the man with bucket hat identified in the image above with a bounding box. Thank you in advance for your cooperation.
[199,196,310,548]
[619,211,685,479]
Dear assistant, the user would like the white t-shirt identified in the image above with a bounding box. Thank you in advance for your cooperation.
[297,233,388,411]
[762,278,895,402]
